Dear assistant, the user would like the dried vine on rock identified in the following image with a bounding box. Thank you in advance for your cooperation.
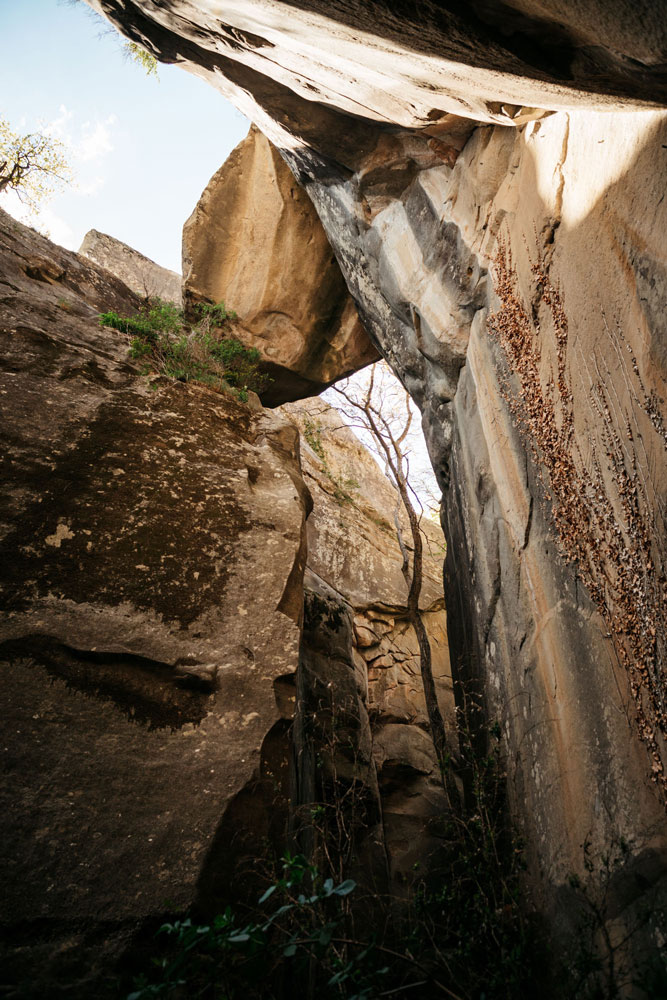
[487,241,667,803]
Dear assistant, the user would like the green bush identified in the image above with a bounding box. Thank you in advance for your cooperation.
[125,694,542,1000]
[100,298,269,400]
[126,857,368,1000]
[195,300,237,326]
[99,310,155,339]
[145,298,184,336]
[129,337,152,359]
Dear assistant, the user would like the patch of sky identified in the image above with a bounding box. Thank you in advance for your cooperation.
[0,0,249,271]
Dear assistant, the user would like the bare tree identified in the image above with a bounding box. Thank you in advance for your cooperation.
[329,364,457,797]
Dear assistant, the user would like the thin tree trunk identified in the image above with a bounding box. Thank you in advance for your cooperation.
[333,372,460,806]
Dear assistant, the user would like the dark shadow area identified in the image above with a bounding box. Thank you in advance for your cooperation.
[0,634,212,729]
[193,718,293,918]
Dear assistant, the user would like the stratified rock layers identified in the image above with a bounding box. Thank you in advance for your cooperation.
[82,0,667,958]
[0,209,309,995]
[183,126,377,404]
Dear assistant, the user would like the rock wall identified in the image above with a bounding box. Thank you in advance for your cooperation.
[79,228,182,304]
[82,0,667,967]
[183,125,377,405]
[290,101,667,971]
[0,209,309,995]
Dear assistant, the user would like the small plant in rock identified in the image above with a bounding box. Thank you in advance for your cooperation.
[303,417,327,464]
[99,297,269,401]
[302,418,361,507]
[123,40,160,79]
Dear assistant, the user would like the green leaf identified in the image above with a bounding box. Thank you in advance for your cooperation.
[258,884,277,904]
[318,924,334,947]
[333,879,356,896]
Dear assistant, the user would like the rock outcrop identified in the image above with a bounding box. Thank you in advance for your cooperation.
[183,126,377,405]
[82,0,667,976]
[79,228,182,304]
[0,209,309,995]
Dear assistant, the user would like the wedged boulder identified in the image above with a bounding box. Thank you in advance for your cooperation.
[79,229,182,304]
[182,126,377,405]
[0,210,310,996]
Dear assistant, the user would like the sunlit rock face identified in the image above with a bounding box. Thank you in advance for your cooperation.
[439,110,667,880]
[182,125,377,405]
[0,209,309,995]
[85,0,667,959]
[79,228,183,304]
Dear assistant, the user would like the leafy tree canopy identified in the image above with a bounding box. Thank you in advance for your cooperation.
[0,116,72,213]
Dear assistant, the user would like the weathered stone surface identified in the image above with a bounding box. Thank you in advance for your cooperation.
[296,101,667,946]
[39,0,667,978]
[79,228,182,304]
[0,210,309,995]
[440,109,667,934]
[283,397,444,611]
[293,573,388,895]
[182,126,377,405]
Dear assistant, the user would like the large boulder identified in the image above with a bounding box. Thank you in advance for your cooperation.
[182,126,377,405]
[0,209,309,996]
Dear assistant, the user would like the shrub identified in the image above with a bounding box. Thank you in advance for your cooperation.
[195,300,237,327]
[99,310,154,339]
[125,857,365,1000]
[99,298,269,400]
[126,691,542,1000]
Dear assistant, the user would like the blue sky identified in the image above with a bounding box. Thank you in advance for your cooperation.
[0,0,249,272]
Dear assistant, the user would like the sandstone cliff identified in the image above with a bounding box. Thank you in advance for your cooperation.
[0,209,455,994]
[80,0,667,981]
